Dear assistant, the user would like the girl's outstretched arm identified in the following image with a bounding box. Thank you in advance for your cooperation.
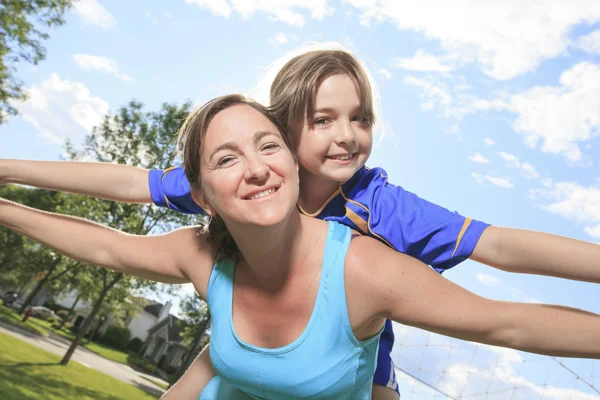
[471,226,600,283]
[0,197,212,286]
[0,159,203,214]
[346,236,600,359]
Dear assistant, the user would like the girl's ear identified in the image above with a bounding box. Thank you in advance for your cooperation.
[192,190,215,216]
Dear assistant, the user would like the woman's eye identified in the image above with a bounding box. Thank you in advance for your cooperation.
[262,143,280,151]
[217,157,234,167]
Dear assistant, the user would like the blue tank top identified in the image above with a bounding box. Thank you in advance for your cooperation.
[204,221,382,399]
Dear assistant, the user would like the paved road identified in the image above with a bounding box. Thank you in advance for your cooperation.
[0,322,166,398]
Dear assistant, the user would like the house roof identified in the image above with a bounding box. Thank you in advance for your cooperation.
[143,302,163,318]
[148,314,184,344]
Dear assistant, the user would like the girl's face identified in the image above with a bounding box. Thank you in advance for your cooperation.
[292,74,373,183]
[196,104,299,229]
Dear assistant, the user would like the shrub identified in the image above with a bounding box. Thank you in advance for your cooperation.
[99,325,131,350]
[127,337,144,353]
[144,363,157,373]
[56,310,69,320]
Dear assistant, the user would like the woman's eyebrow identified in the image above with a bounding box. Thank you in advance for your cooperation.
[209,131,279,162]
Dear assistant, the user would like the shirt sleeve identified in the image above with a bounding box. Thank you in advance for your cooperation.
[148,167,206,215]
[362,170,490,273]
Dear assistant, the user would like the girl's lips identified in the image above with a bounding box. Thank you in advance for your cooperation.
[327,153,356,164]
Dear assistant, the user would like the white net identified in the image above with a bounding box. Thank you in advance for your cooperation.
[392,323,599,400]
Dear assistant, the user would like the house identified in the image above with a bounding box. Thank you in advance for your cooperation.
[142,314,188,372]
[126,301,172,342]
[50,290,172,342]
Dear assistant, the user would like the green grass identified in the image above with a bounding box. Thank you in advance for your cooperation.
[84,341,130,365]
[142,376,170,391]
[0,333,158,400]
[0,304,48,336]
[1,304,132,365]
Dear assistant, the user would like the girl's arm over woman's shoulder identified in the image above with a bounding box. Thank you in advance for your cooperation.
[344,235,600,359]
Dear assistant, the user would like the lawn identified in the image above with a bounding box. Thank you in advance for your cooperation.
[1,304,130,365]
[0,333,158,400]
[0,304,48,336]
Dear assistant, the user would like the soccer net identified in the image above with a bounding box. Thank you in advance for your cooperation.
[392,323,599,400]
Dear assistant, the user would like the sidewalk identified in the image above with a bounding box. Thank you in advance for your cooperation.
[0,321,167,397]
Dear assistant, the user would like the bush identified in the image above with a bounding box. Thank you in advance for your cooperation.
[47,316,59,325]
[127,337,143,353]
[164,366,176,375]
[99,325,131,350]
[56,310,69,320]
[144,363,157,373]
[43,300,67,313]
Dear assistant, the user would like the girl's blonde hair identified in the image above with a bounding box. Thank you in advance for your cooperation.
[249,42,383,140]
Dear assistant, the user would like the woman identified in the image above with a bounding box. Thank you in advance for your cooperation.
[1,94,599,399]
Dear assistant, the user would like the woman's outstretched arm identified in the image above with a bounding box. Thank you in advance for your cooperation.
[0,197,212,285]
[347,236,600,359]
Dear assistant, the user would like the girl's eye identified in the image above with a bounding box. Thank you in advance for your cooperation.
[353,115,371,125]
[313,118,330,127]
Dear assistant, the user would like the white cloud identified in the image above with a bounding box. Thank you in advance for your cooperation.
[269,32,289,45]
[378,67,392,79]
[145,10,160,25]
[468,153,489,164]
[503,62,600,163]
[344,1,600,80]
[472,172,514,188]
[403,74,483,122]
[392,50,453,72]
[476,273,498,287]
[185,0,334,26]
[498,152,540,179]
[584,224,600,238]
[531,181,600,239]
[17,74,110,144]
[484,138,496,146]
[576,29,600,55]
[72,54,133,82]
[73,0,116,29]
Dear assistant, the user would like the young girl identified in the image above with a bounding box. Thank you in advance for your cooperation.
[2,94,600,400]
[2,45,599,400]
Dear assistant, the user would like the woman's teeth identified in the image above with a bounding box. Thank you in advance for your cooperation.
[248,187,277,200]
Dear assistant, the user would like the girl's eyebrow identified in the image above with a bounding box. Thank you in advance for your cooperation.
[313,106,362,114]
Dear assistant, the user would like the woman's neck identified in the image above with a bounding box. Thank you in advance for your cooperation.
[229,212,325,291]
[297,167,341,216]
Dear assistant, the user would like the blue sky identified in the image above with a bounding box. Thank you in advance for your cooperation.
[2,0,600,398]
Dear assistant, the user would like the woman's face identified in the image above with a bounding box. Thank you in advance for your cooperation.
[197,104,299,229]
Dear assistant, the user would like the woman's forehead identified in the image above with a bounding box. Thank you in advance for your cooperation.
[203,105,282,148]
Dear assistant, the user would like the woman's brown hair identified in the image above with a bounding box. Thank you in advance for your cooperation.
[177,94,294,260]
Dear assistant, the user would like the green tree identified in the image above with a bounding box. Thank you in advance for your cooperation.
[58,99,197,365]
[0,0,74,123]
[173,292,211,384]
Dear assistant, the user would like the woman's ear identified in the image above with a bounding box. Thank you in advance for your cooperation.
[192,190,215,216]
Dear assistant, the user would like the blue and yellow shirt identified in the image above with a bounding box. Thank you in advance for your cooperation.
[148,166,489,273]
